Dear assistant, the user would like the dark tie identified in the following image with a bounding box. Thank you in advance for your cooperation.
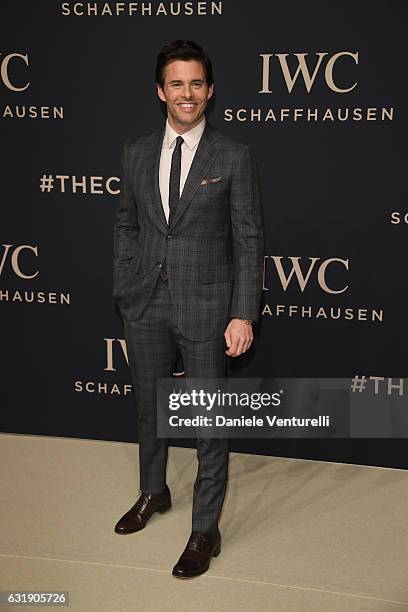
[159,135,184,281]
[168,135,184,221]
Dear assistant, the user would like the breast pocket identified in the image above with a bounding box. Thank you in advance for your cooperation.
[196,177,229,199]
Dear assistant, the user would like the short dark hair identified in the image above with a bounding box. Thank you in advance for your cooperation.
[155,40,214,88]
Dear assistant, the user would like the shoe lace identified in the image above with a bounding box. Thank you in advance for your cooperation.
[188,532,209,553]
[133,488,149,514]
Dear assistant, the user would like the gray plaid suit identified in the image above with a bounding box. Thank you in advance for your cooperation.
[113,120,264,531]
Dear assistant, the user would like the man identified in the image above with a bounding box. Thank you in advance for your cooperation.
[112,40,264,579]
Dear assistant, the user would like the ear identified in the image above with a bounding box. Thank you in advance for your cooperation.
[207,83,214,100]
[157,83,166,102]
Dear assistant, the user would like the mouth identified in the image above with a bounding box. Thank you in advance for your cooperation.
[177,102,198,112]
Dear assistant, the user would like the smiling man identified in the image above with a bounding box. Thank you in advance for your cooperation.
[112,40,264,578]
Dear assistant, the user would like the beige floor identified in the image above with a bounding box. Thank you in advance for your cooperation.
[0,434,407,612]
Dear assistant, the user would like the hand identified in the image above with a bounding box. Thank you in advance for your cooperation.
[224,318,253,357]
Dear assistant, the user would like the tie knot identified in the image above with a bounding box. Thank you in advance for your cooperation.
[175,135,184,148]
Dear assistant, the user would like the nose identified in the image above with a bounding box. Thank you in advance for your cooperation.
[181,84,193,99]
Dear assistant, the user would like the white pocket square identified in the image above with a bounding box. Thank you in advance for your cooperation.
[200,176,222,185]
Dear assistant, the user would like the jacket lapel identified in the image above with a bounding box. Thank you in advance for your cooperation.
[146,126,169,232]
[146,121,219,233]
[169,124,217,231]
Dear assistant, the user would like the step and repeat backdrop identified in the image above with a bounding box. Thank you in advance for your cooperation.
[2,1,407,467]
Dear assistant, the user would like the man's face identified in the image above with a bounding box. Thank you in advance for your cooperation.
[157,59,214,133]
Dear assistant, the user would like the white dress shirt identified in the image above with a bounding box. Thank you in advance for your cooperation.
[159,115,206,224]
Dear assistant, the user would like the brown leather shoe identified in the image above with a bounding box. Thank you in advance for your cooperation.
[172,528,221,578]
[114,485,171,535]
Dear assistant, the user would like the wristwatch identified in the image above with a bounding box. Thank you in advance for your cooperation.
[235,317,253,325]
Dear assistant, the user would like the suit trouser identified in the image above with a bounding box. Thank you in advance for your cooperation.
[123,274,229,532]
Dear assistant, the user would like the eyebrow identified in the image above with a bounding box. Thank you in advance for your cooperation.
[168,79,205,84]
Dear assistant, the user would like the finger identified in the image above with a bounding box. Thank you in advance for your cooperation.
[230,338,240,355]
[233,336,246,357]
[242,338,251,353]
[243,333,254,353]
[226,336,239,356]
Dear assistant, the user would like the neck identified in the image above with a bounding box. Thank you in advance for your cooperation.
[167,115,204,135]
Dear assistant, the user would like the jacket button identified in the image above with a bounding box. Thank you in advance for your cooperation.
[167,234,172,239]
[157,263,163,268]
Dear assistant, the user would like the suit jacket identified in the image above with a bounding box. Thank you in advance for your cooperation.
[113,120,264,341]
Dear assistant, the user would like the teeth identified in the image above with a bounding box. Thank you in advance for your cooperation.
[179,103,195,107]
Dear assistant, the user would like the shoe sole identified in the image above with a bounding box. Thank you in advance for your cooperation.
[114,498,172,535]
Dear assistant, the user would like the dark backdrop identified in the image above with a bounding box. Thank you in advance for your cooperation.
[2,1,407,467]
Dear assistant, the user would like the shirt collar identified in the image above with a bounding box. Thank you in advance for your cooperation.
[163,115,206,151]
